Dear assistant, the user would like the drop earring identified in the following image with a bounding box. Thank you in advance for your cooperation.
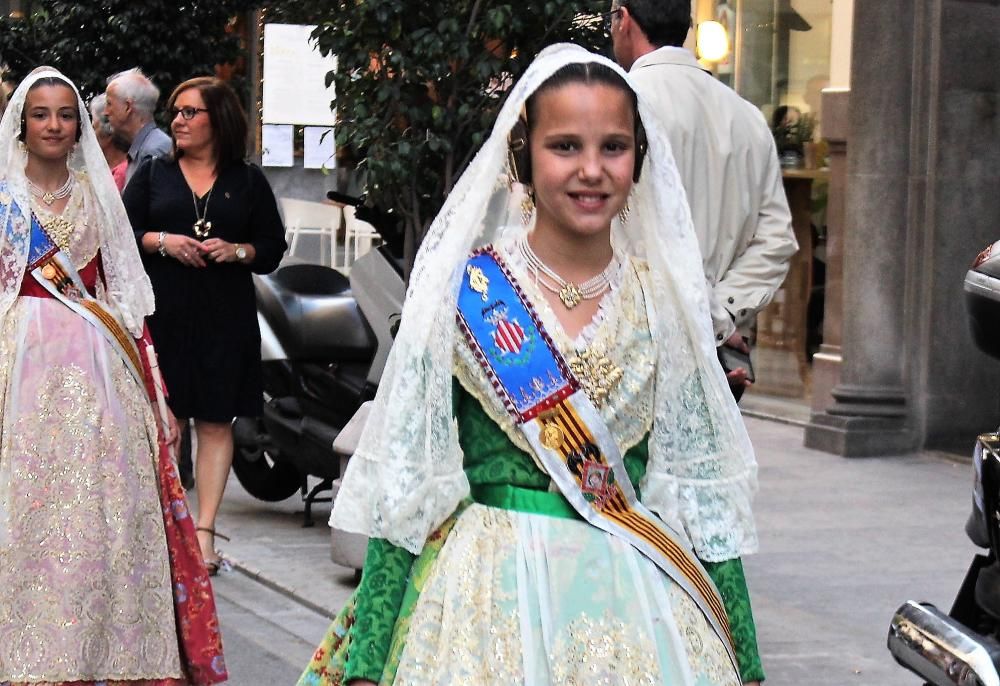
[618,199,631,225]
[521,185,535,225]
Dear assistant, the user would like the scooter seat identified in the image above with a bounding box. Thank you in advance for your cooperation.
[255,264,375,362]
[272,263,351,296]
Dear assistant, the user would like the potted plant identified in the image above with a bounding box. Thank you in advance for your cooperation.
[772,109,817,169]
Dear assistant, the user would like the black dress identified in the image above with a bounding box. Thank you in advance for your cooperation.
[124,157,286,422]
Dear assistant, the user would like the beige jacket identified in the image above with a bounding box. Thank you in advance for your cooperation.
[630,47,798,343]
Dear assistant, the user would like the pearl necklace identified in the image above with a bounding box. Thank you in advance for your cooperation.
[518,237,617,309]
[28,173,75,206]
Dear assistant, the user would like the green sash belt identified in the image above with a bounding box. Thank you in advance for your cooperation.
[471,483,582,521]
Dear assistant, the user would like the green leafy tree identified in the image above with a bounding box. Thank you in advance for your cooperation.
[304,0,608,265]
[0,1,258,104]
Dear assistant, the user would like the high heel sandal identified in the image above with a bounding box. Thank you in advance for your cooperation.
[195,526,230,576]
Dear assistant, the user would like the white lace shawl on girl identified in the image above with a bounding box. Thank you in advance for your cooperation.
[0,67,154,337]
[330,44,758,563]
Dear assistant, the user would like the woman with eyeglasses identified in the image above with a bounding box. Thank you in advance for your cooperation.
[123,76,287,576]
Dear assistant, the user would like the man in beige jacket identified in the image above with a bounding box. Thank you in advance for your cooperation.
[610,0,797,400]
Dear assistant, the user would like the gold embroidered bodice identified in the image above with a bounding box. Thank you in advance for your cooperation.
[454,247,657,460]
[30,171,99,268]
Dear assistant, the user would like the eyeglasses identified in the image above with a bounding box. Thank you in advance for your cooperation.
[170,106,209,120]
[600,7,622,33]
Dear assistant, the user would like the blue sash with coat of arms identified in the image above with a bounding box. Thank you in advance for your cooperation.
[456,247,739,674]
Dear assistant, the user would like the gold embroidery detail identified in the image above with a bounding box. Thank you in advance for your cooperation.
[0,311,183,682]
[37,213,77,252]
[549,610,661,685]
[567,348,624,407]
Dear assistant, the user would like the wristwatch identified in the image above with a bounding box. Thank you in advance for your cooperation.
[235,243,247,261]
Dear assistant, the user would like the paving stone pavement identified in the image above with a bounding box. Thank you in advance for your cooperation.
[203,416,979,685]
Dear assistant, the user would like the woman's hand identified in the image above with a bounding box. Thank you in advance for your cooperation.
[163,232,207,268]
[201,238,244,264]
[164,404,183,457]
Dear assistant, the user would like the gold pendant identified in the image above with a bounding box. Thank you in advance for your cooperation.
[193,218,212,238]
[558,282,583,309]
[42,192,55,205]
[467,265,490,302]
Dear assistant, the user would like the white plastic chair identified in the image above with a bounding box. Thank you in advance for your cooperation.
[342,205,381,267]
[279,197,343,268]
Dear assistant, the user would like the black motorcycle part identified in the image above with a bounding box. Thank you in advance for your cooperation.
[231,417,303,502]
[951,554,998,635]
[259,401,342,480]
[976,560,1000,622]
[966,279,1000,361]
[255,264,376,363]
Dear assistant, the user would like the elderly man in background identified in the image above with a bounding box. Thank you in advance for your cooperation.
[89,93,129,190]
[610,0,797,401]
[105,67,172,183]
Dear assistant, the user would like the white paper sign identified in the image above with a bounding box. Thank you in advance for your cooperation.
[303,126,336,170]
[261,124,294,167]
[263,24,337,126]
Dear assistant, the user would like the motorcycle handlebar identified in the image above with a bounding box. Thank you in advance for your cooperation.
[326,190,404,259]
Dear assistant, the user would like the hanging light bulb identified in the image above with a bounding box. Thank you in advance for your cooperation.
[697,20,729,62]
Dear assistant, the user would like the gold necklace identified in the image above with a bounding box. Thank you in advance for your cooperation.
[192,187,214,238]
[518,237,617,309]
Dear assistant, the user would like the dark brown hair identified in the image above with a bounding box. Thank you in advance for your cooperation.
[18,76,83,143]
[167,76,247,169]
[511,62,647,184]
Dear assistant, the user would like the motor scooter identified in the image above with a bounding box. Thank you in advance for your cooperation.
[887,240,1000,685]
[227,193,405,525]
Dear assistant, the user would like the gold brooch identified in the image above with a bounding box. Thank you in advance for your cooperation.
[568,349,624,407]
[467,265,489,302]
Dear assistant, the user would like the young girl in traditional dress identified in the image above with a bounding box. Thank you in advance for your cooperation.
[0,68,226,686]
[300,44,764,686]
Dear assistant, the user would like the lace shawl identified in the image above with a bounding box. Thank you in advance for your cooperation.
[330,44,758,562]
[0,67,154,337]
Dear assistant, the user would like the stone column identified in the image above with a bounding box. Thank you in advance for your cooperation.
[804,0,919,455]
[808,88,848,416]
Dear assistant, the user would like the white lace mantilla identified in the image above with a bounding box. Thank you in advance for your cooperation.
[330,44,758,562]
[0,68,153,337]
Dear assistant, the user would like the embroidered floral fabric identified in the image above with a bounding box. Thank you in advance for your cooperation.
[703,559,765,683]
[0,298,184,682]
[0,190,225,684]
[299,384,763,684]
[303,504,760,685]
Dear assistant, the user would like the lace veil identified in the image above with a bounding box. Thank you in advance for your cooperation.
[331,44,758,562]
[0,67,154,336]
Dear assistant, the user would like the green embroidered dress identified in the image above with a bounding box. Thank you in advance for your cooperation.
[298,254,764,685]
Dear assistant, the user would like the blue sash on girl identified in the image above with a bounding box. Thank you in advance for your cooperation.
[457,247,739,672]
[5,191,145,385]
